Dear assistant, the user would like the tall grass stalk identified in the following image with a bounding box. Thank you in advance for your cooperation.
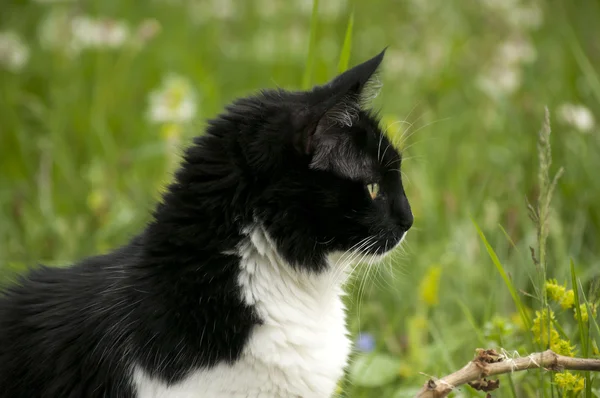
[302,0,320,89]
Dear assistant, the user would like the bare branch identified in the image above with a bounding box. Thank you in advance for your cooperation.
[415,348,600,398]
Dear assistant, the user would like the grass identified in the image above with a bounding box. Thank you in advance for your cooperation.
[1,0,600,396]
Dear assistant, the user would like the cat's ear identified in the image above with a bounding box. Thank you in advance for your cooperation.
[296,49,386,155]
[324,48,385,106]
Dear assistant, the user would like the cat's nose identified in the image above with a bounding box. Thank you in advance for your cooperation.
[399,210,413,231]
[393,195,413,231]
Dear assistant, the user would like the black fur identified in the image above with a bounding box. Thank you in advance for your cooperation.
[0,50,412,397]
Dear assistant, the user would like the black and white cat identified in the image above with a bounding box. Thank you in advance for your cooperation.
[0,50,413,398]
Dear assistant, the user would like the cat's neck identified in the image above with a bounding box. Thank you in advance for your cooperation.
[237,227,347,312]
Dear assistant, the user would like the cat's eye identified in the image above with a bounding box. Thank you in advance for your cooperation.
[367,183,379,200]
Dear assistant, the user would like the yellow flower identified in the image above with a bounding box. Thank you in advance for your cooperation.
[419,265,442,306]
[561,289,575,309]
[555,371,584,393]
[545,279,574,309]
[574,303,597,323]
[550,337,576,357]
[531,308,558,345]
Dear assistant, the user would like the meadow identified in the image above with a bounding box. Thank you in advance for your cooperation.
[1,0,600,396]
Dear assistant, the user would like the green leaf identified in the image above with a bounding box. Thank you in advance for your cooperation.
[302,0,320,89]
[572,260,593,397]
[571,260,587,356]
[337,11,354,73]
[472,219,532,332]
[349,353,401,387]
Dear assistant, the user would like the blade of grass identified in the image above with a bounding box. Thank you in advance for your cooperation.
[498,223,520,254]
[584,299,595,397]
[589,306,600,347]
[561,15,600,106]
[337,11,354,73]
[572,260,588,356]
[472,219,532,333]
[572,260,592,397]
[455,296,487,346]
[302,0,320,89]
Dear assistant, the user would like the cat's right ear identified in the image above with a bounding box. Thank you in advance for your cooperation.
[294,49,386,156]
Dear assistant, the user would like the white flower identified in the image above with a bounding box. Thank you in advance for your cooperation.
[71,16,130,49]
[39,12,130,55]
[0,31,29,72]
[135,19,161,44]
[506,4,544,30]
[499,37,537,65]
[96,19,130,48]
[148,74,198,124]
[38,10,79,55]
[477,36,536,98]
[477,65,522,98]
[480,0,544,30]
[557,103,595,133]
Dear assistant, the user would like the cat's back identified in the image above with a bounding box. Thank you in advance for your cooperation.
[0,250,138,398]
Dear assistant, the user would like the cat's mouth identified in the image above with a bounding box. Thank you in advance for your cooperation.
[328,231,407,271]
[365,230,407,259]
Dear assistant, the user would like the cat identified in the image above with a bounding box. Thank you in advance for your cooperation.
[0,49,413,398]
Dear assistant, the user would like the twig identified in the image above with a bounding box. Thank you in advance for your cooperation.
[415,348,600,397]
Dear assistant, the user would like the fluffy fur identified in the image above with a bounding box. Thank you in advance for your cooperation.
[0,50,413,398]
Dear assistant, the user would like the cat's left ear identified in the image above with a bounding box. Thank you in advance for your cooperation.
[296,49,386,155]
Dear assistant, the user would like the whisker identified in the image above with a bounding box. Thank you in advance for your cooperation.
[399,116,454,150]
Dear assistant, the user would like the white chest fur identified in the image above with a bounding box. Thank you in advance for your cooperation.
[133,228,352,398]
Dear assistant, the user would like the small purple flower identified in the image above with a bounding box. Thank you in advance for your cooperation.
[355,332,376,352]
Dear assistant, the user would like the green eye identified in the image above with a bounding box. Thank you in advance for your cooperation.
[367,183,379,199]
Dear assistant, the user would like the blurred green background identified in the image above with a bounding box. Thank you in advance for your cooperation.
[1,0,600,396]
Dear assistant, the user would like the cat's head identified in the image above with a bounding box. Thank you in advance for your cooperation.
[179,50,412,273]
[222,50,413,272]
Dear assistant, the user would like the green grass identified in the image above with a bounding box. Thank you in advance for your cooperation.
[1,0,600,396]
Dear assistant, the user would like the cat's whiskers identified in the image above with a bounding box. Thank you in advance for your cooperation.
[396,111,429,148]
[377,239,398,291]
[379,102,423,155]
[355,240,380,333]
[325,238,366,287]
[380,119,414,165]
[339,238,377,296]
[402,101,422,124]
[395,155,423,164]
[399,116,454,155]
[377,128,387,163]
[344,243,376,314]
[327,237,374,288]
